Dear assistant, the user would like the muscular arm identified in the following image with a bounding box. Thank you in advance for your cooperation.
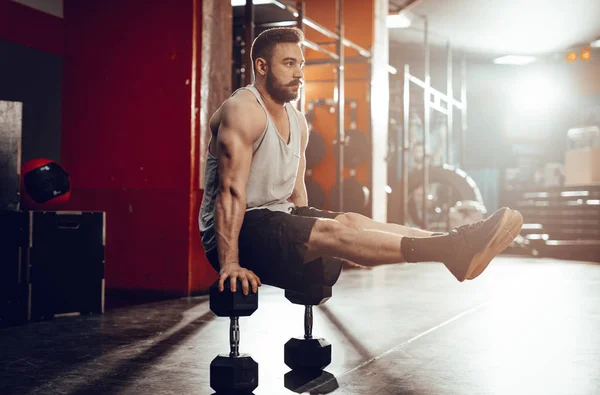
[213,96,264,270]
[289,111,309,207]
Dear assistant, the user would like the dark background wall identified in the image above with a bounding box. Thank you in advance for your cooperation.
[0,0,217,303]
[0,0,64,163]
[0,39,62,162]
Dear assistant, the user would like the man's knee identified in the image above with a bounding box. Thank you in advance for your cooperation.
[334,212,365,229]
[307,218,353,256]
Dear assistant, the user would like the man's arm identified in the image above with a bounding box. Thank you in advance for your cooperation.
[289,111,309,207]
[214,95,264,293]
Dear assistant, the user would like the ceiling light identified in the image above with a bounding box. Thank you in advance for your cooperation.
[591,39,600,48]
[231,0,274,6]
[387,13,411,29]
[493,55,536,65]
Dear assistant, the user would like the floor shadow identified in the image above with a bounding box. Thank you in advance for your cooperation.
[284,369,339,394]
[0,296,215,394]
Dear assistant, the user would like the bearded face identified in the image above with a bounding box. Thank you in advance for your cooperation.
[261,43,304,104]
[265,67,301,103]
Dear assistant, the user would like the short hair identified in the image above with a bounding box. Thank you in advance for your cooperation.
[250,27,304,67]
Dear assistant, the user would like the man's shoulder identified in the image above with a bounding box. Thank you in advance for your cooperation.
[223,89,261,113]
[222,90,265,124]
[220,90,266,140]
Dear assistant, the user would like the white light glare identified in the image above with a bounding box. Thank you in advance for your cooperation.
[387,13,411,29]
[493,55,536,65]
[514,74,559,112]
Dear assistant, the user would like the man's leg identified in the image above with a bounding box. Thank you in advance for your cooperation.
[303,207,523,282]
[303,218,408,265]
[334,212,436,237]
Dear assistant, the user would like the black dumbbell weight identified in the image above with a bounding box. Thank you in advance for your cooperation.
[284,284,332,371]
[333,129,370,169]
[330,176,371,213]
[305,175,326,209]
[209,278,259,394]
[306,129,327,170]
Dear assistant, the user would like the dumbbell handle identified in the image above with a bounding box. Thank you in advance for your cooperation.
[230,316,240,357]
[304,305,313,339]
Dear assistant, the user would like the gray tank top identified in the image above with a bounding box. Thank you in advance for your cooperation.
[198,85,302,254]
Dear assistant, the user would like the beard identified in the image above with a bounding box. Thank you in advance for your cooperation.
[266,70,300,103]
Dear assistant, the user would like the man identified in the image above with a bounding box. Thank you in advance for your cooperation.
[199,27,523,295]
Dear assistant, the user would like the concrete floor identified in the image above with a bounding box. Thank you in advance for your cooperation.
[1,255,600,394]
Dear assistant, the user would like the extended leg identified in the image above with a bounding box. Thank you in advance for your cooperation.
[304,208,524,282]
[334,212,436,237]
[303,218,407,266]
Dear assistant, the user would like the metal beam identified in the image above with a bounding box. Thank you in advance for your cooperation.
[335,0,345,212]
[460,54,468,169]
[446,40,453,166]
[422,16,430,229]
[243,0,255,85]
[303,40,339,60]
[296,0,306,113]
[407,75,464,110]
[271,0,371,58]
[402,64,410,225]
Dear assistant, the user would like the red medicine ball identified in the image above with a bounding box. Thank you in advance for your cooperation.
[21,158,71,210]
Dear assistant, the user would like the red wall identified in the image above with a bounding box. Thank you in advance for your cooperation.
[0,0,64,54]
[62,0,216,295]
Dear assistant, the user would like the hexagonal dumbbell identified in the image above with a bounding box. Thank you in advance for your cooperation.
[284,284,332,371]
[209,278,259,394]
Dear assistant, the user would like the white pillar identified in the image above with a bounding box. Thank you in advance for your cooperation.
[370,0,389,222]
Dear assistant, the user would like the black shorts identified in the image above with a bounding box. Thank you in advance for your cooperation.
[206,206,345,291]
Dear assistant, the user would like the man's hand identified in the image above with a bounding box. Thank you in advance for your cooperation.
[219,262,262,295]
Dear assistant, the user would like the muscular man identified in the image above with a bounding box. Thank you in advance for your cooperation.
[199,27,523,295]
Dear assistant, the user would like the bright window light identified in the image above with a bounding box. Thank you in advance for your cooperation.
[493,55,536,65]
[514,74,558,112]
[505,69,564,140]
[387,13,411,29]
[591,39,600,48]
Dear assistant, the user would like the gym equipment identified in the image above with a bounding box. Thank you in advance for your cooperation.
[1,211,29,327]
[305,99,365,212]
[21,158,71,210]
[305,176,326,209]
[501,183,600,261]
[284,284,332,371]
[390,16,468,227]
[330,176,370,213]
[30,211,105,321]
[1,211,105,326]
[209,279,259,394]
[333,129,369,168]
[306,129,326,169]
[406,165,483,230]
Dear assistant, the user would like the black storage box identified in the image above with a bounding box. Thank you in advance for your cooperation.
[0,210,105,326]
[0,210,29,327]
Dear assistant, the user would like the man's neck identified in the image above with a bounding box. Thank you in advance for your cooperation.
[253,83,286,116]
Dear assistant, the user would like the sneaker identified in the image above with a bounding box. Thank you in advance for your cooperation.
[443,208,524,282]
